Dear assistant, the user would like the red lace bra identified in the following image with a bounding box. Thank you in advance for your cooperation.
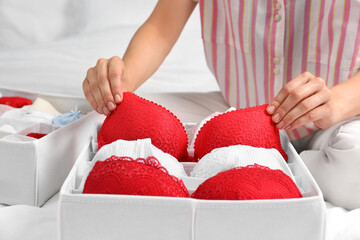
[192,164,302,200]
[97,93,287,162]
[83,156,190,198]
[83,156,301,200]
[194,105,287,161]
[97,92,188,160]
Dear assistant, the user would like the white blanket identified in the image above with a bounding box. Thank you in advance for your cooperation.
[0,0,359,239]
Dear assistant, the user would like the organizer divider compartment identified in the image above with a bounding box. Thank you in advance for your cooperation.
[0,87,105,206]
[59,124,326,240]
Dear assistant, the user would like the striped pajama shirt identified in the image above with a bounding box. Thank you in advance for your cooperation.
[194,0,360,140]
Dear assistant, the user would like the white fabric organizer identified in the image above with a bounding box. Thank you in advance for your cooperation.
[0,88,104,206]
[1,0,360,240]
[58,125,325,240]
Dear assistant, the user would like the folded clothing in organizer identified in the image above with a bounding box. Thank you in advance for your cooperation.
[0,104,13,116]
[29,97,61,114]
[1,107,56,125]
[58,123,325,240]
[26,132,47,139]
[81,138,187,181]
[0,124,16,134]
[0,96,32,108]
[0,87,103,206]
[52,110,84,126]
[81,139,302,200]
[191,144,294,179]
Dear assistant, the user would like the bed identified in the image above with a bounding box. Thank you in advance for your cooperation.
[0,0,360,239]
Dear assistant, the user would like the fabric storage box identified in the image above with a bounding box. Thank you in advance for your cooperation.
[58,122,326,240]
[0,88,104,206]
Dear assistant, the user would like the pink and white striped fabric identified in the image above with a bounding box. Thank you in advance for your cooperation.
[193,0,360,140]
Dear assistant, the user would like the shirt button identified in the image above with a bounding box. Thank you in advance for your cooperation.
[276,2,282,10]
[275,14,282,22]
[273,68,280,75]
[273,57,280,64]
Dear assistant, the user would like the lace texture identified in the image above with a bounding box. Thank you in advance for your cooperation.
[83,156,190,198]
[0,96,32,108]
[192,164,301,200]
[194,104,288,161]
[91,138,187,178]
[191,145,294,180]
[97,92,188,161]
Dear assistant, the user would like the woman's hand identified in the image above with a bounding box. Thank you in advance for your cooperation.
[266,72,339,130]
[82,56,132,115]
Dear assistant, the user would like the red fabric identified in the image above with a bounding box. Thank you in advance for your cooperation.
[0,97,32,108]
[97,92,188,161]
[192,164,302,200]
[83,156,190,198]
[26,133,47,139]
[194,104,288,161]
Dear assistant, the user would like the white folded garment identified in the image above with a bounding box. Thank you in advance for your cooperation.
[29,97,61,115]
[191,144,294,180]
[0,104,13,116]
[1,108,56,125]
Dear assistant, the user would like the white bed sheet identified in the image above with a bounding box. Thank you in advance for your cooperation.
[0,0,359,239]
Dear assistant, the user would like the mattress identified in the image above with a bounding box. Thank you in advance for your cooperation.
[0,0,359,239]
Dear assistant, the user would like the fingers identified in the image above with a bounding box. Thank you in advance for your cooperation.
[267,72,314,114]
[108,56,125,104]
[85,66,105,114]
[82,77,99,113]
[287,102,332,130]
[97,59,115,115]
[267,72,332,130]
[280,88,331,130]
[273,77,326,127]
[82,57,127,115]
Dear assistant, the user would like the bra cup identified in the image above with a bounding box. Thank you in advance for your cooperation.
[97,92,188,160]
[191,145,294,180]
[83,156,190,198]
[191,164,302,200]
[91,138,187,179]
[194,104,288,161]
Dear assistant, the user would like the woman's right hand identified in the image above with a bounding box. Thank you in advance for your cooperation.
[82,56,131,115]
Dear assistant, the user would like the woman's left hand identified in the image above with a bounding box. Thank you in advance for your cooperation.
[266,72,339,130]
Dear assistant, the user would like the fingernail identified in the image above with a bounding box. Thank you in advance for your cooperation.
[108,102,115,111]
[103,107,110,115]
[277,121,284,129]
[285,125,291,130]
[273,113,280,123]
[114,94,122,103]
[267,105,275,114]
[97,107,103,114]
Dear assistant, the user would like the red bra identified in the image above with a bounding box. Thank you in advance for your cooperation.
[192,164,301,200]
[83,156,301,200]
[0,96,32,108]
[97,92,188,160]
[83,156,190,198]
[97,92,287,162]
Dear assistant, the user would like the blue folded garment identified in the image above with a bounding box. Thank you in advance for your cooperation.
[52,110,83,126]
